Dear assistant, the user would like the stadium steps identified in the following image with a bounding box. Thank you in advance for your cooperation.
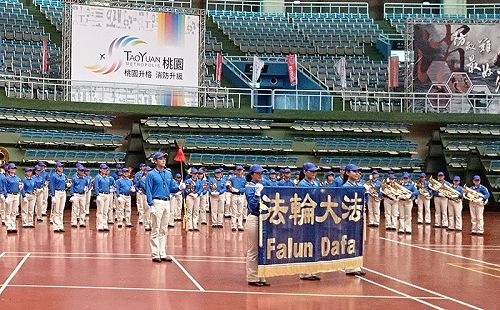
[26,0,61,46]
[376,19,398,35]
[206,17,244,56]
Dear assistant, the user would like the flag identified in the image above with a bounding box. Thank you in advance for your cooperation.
[42,39,48,75]
[388,56,400,89]
[252,56,265,88]
[335,57,346,89]
[286,54,298,86]
[215,52,223,85]
[173,140,186,162]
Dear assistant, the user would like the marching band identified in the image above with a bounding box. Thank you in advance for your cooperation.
[0,160,493,249]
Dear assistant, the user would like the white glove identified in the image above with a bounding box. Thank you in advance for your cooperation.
[451,194,459,198]
[130,186,136,193]
[110,187,115,193]
[178,182,186,190]
[69,196,75,202]
[149,205,156,215]
[255,183,264,196]
[231,188,239,193]
[18,183,24,190]
[84,186,88,192]
[44,181,49,187]
[438,192,444,197]
[0,194,4,202]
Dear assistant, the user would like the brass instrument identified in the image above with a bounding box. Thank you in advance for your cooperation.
[0,147,9,166]
[364,178,381,202]
[428,176,460,200]
[416,180,432,200]
[463,185,486,203]
[381,179,412,200]
[185,181,195,194]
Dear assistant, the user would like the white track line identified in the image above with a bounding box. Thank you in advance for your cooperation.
[0,252,5,259]
[381,237,500,268]
[4,255,245,264]
[171,256,205,292]
[0,253,30,296]
[364,267,483,310]
[411,244,500,248]
[4,252,244,259]
[7,284,445,299]
[356,275,445,309]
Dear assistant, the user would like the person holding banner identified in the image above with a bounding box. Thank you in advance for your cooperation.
[298,162,321,281]
[322,171,335,186]
[244,164,270,287]
[342,164,367,276]
[277,168,294,187]
[332,166,345,187]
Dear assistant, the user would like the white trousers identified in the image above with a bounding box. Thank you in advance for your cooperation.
[71,193,86,226]
[21,193,36,226]
[199,194,208,224]
[150,199,170,259]
[417,195,431,224]
[52,190,67,231]
[210,194,224,226]
[117,195,132,225]
[434,196,448,227]
[186,194,200,230]
[0,195,5,224]
[108,194,116,223]
[136,191,145,223]
[141,193,151,229]
[85,189,91,214]
[171,194,183,220]
[367,196,381,225]
[95,193,111,230]
[5,193,20,230]
[398,199,413,233]
[224,191,231,216]
[35,189,44,220]
[231,194,246,229]
[469,201,485,233]
[245,214,264,282]
[447,199,463,230]
[384,198,399,229]
[42,185,49,215]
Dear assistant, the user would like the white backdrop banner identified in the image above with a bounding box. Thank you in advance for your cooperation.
[70,4,200,106]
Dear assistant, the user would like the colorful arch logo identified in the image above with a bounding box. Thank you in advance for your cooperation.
[85,35,146,75]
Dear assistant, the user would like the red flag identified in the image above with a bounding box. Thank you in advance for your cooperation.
[174,147,185,162]
[286,54,297,86]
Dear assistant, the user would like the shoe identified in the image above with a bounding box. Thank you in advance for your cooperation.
[168,224,174,228]
[80,224,86,228]
[37,218,43,222]
[385,227,392,230]
[238,227,244,231]
[218,225,223,227]
[161,257,172,262]
[98,229,104,232]
[417,221,423,224]
[139,221,144,225]
[194,227,200,231]
[212,224,217,227]
[398,230,405,234]
[201,222,207,225]
[126,224,133,227]
[300,275,321,281]
[231,228,237,231]
[145,227,151,231]
[455,228,462,231]
[152,258,162,263]
[42,213,47,216]
[346,270,366,276]
[72,224,78,228]
[477,232,484,236]
[471,231,477,235]
[405,231,412,234]
[7,229,15,233]
[374,224,379,227]
[248,281,271,287]
[60,229,65,232]
[103,227,110,231]
[107,221,114,224]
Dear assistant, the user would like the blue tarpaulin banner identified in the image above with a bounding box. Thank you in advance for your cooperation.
[258,186,365,277]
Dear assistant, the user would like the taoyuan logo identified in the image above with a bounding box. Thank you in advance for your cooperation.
[85,35,146,75]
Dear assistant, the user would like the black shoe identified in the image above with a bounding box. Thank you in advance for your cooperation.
[168,224,174,228]
[98,229,104,232]
[231,228,237,231]
[238,228,244,231]
[300,275,321,281]
[80,224,86,228]
[126,224,133,227]
[103,227,110,231]
[417,221,423,224]
[405,231,412,234]
[37,218,43,222]
[218,225,223,227]
[60,229,65,232]
[152,258,162,263]
[248,281,270,287]
[71,225,77,228]
[145,227,151,231]
[346,270,366,276]
[161,257,172,262]
[7,229,16,233]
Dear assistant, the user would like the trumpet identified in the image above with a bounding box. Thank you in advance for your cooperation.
[463,185,485,203]
[381,179,412,200]
[364,179,381,202]
[428,176,461,200]
[416,180,432,200]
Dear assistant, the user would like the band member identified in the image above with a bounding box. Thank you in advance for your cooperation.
[209,168,226,227]
[38,161,50,217]
[185,168,202,231]
[115,168,135,228]
[448,176,464,231]
[223,170,233,217]
[298,162,321,280]
[145,152,185,262]
[278,168,294,186]
[431,172,449,228]
[398,172,419,234]
[245,164,269,286]
[341,164,367,276]
[468,175,490,235]
[229,166,246,231]
[94,164,114,232]
[322,171,335,186]
[198,169,209,226]
[49,162,67,232]
[21,167,36,228]
[3,163,21,233]
[134,163,146,223]
[366,170,382,227]
[70,166,88,228]
[416,173,432,224]
[136,166,152,231]
[266,169,279,186]
[381,174,399,230]
[332,166,345,187]
[171,173,183,222]
[32,165,45,222]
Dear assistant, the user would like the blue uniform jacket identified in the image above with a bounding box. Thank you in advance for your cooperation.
[94,174,114,196]
[21,177,35,197]
[49,173,66,197]
[145,168,180,206]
